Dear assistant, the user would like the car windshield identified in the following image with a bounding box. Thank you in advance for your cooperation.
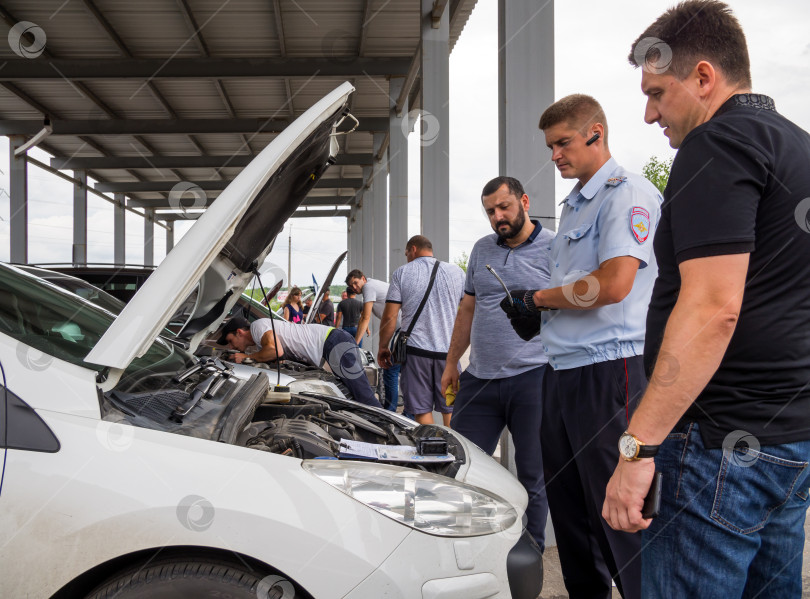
[0,265,193,377]
[48,278,127,315]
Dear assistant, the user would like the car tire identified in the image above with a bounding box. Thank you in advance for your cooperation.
[85,557,301,599]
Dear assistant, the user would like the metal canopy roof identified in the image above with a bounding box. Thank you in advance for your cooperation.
[0,0,476,220]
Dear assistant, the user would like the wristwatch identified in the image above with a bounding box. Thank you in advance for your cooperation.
[618,431,660,461]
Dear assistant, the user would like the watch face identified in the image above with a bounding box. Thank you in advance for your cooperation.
[619,434,637,459]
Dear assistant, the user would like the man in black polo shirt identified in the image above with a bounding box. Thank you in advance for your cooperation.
[603,2,810,597]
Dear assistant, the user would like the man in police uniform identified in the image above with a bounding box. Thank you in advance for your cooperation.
[502,94,662,599]
[602,2,810,597]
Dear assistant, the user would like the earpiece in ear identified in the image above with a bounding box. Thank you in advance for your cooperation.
[585,131,601,146]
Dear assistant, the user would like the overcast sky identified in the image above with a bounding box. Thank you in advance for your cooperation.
[2,0,809,288]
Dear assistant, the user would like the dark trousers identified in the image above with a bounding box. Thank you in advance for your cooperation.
[542,356,646,599]
[450,365,548,551]
[322,328,381,408]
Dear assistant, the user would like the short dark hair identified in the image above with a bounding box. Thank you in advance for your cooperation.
[345,287,356,297]
[406,235,433,251]
[216,316,250,346]
[345,269,365,285]
[481,176,525,201]
[538,94,608,143]
[628,0,751,88]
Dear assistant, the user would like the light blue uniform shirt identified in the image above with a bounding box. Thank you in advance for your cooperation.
[466,220,555,378]
[541,158,663,370]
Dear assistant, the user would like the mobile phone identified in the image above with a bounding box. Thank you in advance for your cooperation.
[642,471,663,519]
[486,264,513,305]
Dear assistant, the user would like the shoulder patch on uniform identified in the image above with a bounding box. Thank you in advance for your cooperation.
[605,176,628,187]
[630,206,651,243]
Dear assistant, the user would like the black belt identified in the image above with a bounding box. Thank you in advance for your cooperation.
[406,345,448,360]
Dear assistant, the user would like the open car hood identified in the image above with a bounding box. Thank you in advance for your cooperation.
[86,82,355,375]
[305,250,347,324]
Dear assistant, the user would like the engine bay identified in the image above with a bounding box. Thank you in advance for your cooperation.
[102,355,464,477]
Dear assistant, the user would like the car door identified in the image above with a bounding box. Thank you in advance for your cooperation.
[0,364,6,495]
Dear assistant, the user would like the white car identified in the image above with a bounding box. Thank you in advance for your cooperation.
[0,82,542,599]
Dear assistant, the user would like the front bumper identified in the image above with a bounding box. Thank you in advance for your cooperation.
[342,525,542,599]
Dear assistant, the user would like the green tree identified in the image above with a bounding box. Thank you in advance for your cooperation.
[642,155,674,194]
[453,251,469,273]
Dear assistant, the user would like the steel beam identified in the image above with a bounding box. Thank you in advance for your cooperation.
[0,119,389,136]
[50,153,374,170]
[166,224,174,253]
[290,209,350,219]
[499,0,556,231]
[420,0,450,262]
[73,170,88,266]
[128,193,358,210]
[0,58,411,80]
[388,77,409,273]
[372,133,389,281]
[96,178,364,194]
[9,137,28,263]
[114,193,126,266]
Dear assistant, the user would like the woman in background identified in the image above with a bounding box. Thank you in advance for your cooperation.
[282,287,304,323]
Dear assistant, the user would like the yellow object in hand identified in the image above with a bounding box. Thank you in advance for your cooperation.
[445,384,457,406]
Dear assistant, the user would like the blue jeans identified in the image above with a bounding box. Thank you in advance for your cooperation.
[382,363,400,411]
[341,326,361,347]
[643,422,810,599]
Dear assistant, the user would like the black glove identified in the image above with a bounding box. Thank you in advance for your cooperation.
[499,293,543,341]
[499,289,542,317]
[508,314,543,341]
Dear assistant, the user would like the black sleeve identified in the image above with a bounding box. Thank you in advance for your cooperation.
[666,130,766,263]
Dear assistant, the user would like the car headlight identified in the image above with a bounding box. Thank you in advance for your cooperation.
[303,461,517,537]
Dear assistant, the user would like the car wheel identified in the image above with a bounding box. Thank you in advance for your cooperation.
[86,557,301,599]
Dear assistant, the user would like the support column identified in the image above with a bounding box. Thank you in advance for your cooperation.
[420,0,450,261]
[498,0,556,230]
[166,223,174,253]
[347,207,359,272]
[388,77,409,273]
[351,210,363,273]
[371,132,388,281]
[114,193,126,266]
[9,137,28,264]
[360,167,374,276]
[143,209,155,267]
[72,170,87,266]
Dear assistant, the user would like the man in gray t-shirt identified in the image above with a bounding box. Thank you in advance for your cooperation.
[345,269,401,411]
[441,176,554,552]
[378,235,465,425]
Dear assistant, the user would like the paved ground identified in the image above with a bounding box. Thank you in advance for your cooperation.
[538,516,810,598]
